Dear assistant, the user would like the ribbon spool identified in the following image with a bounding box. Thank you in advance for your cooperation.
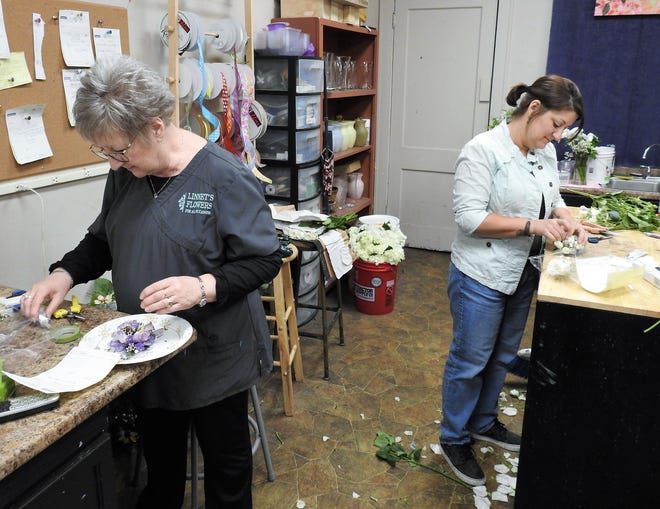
[50,325,83,344]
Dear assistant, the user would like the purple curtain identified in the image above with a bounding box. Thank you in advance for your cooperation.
[546,0,660,167]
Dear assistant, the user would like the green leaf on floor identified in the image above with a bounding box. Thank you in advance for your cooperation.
[373,431,472,489]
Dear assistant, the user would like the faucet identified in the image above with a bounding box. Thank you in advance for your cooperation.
[641,143,660,178]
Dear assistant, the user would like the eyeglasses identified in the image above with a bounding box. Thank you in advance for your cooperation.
[89,140,133,162]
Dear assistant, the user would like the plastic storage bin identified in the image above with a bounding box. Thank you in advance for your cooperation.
[255,57,323,93]
[298,254,321,295]
[261,162,321,200]
[257,129,321,164]
[257,93,321,129]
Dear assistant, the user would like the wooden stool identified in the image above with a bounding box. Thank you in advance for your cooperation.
[261,244,304,416]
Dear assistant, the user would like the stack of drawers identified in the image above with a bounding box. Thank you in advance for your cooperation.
[255,56,324,212]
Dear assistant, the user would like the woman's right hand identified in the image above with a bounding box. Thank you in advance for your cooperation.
[20,271,73,321]
[529,218,578,243]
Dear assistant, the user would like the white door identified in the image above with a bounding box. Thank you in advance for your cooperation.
[385,0,498,250]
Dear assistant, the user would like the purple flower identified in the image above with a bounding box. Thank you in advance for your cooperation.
[108,320,164,356]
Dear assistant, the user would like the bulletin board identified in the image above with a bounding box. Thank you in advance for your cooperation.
[0,0,129,183]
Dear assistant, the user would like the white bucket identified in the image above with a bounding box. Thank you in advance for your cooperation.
[358,215,400,228]
[586,146,615,186]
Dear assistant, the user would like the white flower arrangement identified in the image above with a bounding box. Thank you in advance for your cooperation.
[561,127,599,161]
[348,222,406,265]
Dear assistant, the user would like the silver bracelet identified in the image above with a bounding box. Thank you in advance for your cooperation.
[197,276,207,308]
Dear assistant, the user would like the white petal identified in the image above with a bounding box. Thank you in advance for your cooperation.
[395,436,402,443]
[473,494,492,509]
[430,443,442,455]
[322,436,329,442]
[472,485,488,497]
[491,491,508,502]
[296,500,306,508]
[352,492,360,499]
[360,413,365,419]
[502,406,518,416]
[394,396,401,402]
[494,464,509,473]
[404,430,413,436]
[497,484,515,494]
[496,473,517,489]
[509,389,519,397]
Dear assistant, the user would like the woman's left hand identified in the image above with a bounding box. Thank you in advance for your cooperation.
[140,276,203,314]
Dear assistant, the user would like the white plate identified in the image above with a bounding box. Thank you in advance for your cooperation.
[79,313,193,365]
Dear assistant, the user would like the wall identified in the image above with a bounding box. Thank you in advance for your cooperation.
[373,0,554,213]
[0,0,277,293]
[0,0,546,291]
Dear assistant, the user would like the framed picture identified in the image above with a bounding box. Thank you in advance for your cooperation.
[595,1,660,16]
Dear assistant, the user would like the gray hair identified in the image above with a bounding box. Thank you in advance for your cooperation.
[73,56,175,143]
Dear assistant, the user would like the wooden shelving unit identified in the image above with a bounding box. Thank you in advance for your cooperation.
[273,17,378,216]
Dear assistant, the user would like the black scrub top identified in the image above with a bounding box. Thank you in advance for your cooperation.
[89,142,280,410]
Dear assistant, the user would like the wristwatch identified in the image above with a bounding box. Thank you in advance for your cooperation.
[197,276,207,307]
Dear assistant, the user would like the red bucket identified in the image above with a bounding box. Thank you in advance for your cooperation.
[353,260,398,315]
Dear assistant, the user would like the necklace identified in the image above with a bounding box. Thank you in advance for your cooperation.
[147,175,173,198]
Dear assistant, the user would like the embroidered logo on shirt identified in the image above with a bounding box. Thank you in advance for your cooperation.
[178,192,215,215]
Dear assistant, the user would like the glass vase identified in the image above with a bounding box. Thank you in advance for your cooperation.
[573,155,588,185]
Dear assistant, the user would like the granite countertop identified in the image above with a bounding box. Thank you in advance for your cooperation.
[0,288,195,480]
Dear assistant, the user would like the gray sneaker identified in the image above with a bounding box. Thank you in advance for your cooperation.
[471,420,521,452]
[439,442,485,486]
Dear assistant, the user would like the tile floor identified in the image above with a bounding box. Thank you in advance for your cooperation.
[226,247,534,509]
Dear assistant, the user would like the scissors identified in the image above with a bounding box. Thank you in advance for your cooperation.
[587,235,613,244]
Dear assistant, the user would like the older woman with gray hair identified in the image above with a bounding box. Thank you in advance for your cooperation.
[21,56,282,509]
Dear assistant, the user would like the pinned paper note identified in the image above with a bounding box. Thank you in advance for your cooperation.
[33,13,46,80]
[59,9,95,67]
[0,52,33,91]
[92,27,122,61]
[5,104,54,165]
[62,69,85,126]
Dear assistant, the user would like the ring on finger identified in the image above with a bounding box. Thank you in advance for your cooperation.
[22,294,33,300]
[166,296,173,307]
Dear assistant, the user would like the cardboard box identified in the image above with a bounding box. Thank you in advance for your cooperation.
[281,0,368,22]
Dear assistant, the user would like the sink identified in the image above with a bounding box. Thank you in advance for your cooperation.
[606,177,660,193]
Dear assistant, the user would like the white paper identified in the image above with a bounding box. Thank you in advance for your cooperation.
[58,10,95,67]
[5,104,54,165]
[92,27,122,62]
[62,69,84,126]
[0,0,10,58]
[32,13,46,80]
[3,346,120,393]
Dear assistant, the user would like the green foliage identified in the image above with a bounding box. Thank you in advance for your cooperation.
[488,109,513,130]
[373,431,471,488]
[90,278,116,308]
[0,359,16,402]
[570,189,660,232]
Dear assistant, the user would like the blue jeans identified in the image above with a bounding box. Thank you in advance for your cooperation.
[440,261,538,444]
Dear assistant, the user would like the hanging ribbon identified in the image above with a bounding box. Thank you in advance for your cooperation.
[231,51,258,170]
[195,36,220,143]
[219,73,235,153]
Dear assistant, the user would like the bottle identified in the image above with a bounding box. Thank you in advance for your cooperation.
[347,172,364,199]
[354,118,368,147]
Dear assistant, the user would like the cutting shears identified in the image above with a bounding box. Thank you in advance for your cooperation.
[53,295,85,322]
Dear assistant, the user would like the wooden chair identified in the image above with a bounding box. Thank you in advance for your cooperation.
[261,244,304,416]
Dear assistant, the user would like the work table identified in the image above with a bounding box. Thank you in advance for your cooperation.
[516,228,660,508]
[0,290,194,506]
[537,228,660,318]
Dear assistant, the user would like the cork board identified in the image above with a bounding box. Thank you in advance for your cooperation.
[0,0,129,183]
